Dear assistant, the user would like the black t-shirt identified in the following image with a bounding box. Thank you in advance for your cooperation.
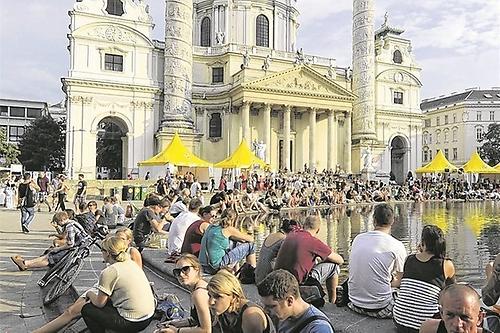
[18,182,35,208]
[210,192,224,205]
[132,207,159,244]
[76,180,87,195]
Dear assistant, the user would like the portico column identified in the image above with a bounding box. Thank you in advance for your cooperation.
[327,110,335,170]
[263,103,271,163]
[344,112,352,174]
[241,101,250,142]
[309,108,316,172]
[283,105,291,171]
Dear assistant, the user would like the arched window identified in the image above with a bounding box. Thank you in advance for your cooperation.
[256,14,269,47]
[476,127,483,141]
[201,17,211,47]
[452,128,457,142]
[393,50,402,64]
[106,0,124,16]
[209,113,222,138]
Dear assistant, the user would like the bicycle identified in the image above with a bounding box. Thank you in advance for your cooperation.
[37,225,108,305]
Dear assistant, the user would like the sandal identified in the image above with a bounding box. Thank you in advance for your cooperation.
[11,256,27,271]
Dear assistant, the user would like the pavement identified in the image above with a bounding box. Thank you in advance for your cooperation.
[0,207,397,333]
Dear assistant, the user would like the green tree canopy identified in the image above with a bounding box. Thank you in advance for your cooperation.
[0,127,20,166]
[18,116,65,172]
[479,123,500,166]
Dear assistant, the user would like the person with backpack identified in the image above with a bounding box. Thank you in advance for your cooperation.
[258,269,334,333]
[18,172,40,233]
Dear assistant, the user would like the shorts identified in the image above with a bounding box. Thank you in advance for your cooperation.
[38,191,48,203]
[74,195,86,206]
[309,262,340,284]
[47,248,71,266]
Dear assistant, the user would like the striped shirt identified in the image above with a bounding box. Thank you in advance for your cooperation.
[393,255,447,330]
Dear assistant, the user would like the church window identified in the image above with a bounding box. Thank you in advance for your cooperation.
[209,113,222,138]
[429,134,432,144]
[27,108,42,118]
[212,67,224,83]
[9,125,25,142]
[106,0,124,16]
[453,148,458,160]
[424,119,431,127]
[201,17,211,47]
[423,150,428,162]
[452,128,457,142]
[10,107,25,117]
[256,14,269,47]
[436,131,440,143]
[423,132,428,145]
[476,127,483,141]
[444,130,449,143]
[393,50,403,64]
[444,115,448,124]
[490,111,495,121]
[105,54,123,72]
[453,113,456,123]
[476,111,482,121]
[444,148,449,159]
[436,116,440,126]
[0,105,8,116]
[393,91,403,104]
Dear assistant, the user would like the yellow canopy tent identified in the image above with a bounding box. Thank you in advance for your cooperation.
[416,150,458,173]
[138,133,212,167]
[462,151,500,174]
[495,163,500,171]
[214,139,267,169]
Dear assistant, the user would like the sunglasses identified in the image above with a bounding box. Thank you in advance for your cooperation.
[173,265,193,277]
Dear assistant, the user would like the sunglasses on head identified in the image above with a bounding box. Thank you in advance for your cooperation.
[173,265,193,277]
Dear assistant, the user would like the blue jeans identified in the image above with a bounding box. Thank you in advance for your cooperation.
[220,242,255,267]
[21,206,35,229]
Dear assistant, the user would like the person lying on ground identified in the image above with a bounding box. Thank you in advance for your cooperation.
[155,254,212,333]
[11,211,88,271]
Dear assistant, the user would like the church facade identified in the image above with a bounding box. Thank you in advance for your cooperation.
[63,0,422,183]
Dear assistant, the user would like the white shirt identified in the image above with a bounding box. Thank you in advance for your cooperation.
[190,182,201,197]
[348,230,407,309]
[167,211,200,254]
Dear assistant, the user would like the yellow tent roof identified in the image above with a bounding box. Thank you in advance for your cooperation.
[416,150,458,173]
[214,139,267,169]
[495,163,500,171]
[138,133,211,167]
[462,151,499,173]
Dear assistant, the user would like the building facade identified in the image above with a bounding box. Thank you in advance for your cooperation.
[421,88,500,166]
[62,0,422,182]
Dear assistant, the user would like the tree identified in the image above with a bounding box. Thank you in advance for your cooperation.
[479,123,500,166]
[0,127,20,166]
[18,116,66,172]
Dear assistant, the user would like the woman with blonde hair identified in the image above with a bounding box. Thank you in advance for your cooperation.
[207,269,273,333]
[115,227,142,268]
[155,254,211,333]
[199,209,256,274]
[81,236,155,332]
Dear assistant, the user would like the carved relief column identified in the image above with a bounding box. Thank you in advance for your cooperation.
[309,108,316,171]
[241,101,250,141]
[263,103,271,163]
[283,106,291,171]
[162,0,194,130]
[344,112,352,173]
[352,0,376,140]
[327,110,335,170]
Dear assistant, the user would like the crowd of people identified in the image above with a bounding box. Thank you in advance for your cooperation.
[5,169,500,332]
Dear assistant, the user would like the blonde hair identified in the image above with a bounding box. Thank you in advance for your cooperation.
[101,236,129,262]
[115,227,133,242]
[176,253,202,276]
[208,269,246,312]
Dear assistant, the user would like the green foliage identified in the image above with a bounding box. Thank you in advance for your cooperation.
[479,123,500,166]
[18,116,66,171]
[0,128,20,166]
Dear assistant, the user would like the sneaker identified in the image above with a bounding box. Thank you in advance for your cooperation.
[11,256,27,271]
[21,225,29,233]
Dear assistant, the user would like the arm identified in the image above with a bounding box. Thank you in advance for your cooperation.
[444,259,456,284]
[419,318,439,333]
[130,247,143,269]
[150,217,168,234]
[324,250,344,265]
[391,272,403,288]
[226,226,253,243]
[241,307,267,333]
[190,288,212,333]
[86,290,109,308]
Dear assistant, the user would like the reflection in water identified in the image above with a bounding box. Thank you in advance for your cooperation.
[244,201,500,289]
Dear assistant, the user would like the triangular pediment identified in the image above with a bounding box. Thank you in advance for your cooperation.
[242,65,355,100]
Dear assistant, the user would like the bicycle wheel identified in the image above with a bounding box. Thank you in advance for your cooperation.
[37,250,75,288]
[43,258,83,305]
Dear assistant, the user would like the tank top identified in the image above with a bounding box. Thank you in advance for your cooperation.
[254,236,284,284]
[214,302,274,333]
[199,224,229,268]
[393,254,448,330]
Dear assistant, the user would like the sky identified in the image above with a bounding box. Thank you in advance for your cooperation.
[0,0,499,104]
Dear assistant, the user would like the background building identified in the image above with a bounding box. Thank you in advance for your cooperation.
[62,0,422,182]
[421,88,500,166]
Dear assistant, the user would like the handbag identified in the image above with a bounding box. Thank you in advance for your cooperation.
[236,263,255,284]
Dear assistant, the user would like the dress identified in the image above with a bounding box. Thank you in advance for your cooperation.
[393,255,449,331]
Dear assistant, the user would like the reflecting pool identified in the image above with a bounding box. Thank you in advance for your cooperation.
[245,201,500,288]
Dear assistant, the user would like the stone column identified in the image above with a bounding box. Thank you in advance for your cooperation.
[162,0,194,130]
[327,110,335,170]
[309,108,316,171]
[263,103,271,163]
[283,106,291,171]
[352,0,376,140]
[241,101,250,141]
[344,112,352,173]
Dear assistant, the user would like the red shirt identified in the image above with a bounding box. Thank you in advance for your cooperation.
[274,229,332,283]
[181,219,205,256]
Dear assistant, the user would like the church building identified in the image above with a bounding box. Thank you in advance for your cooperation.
[62,0,422,183]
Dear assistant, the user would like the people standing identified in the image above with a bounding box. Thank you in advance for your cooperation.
[347,203,407,318]
[18,173,40,233]
[55,175,69,211]
[5,175,16,209]
[74,173,87,210]
[36,171,51,212]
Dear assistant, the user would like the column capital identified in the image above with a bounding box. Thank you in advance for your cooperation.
[242,100,251,107]
[344,111,351,118]
[283,105,292,112]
